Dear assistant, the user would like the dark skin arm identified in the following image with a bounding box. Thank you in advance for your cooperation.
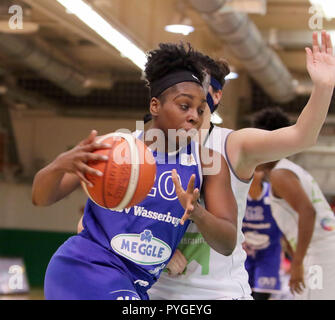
[281,234,295,260]
[270,169,316,295]
[32,130,111,206]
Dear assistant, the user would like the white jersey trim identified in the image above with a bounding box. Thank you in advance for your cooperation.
[224,130,253,184]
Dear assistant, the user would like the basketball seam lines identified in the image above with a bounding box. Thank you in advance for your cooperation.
[103,140,117,209]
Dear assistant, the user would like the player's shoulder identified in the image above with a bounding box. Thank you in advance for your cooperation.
[270,168,300,197]
[272,159,301,181]
[211,125,234,138]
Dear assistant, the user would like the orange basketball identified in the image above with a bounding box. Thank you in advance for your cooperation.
[81,132,156,210]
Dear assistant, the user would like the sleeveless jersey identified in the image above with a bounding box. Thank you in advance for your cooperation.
[243,182,282,251]
[242,182,282,294]
[148,126,253,300]
[81,135,203,288]
[269,158,335,255]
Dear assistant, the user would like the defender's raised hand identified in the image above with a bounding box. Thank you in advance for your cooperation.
[306,30,335,87]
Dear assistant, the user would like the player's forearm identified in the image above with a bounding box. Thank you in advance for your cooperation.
[294,208,316,264]
[282,235,295,259]
[32,161,68,206]
[192,204,237,256]
[294,84,334,148]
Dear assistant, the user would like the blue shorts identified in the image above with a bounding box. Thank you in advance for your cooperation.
[245,244,281,294]
[44,235,150,300]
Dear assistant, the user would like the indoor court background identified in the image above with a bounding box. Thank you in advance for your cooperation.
[0,0,334,300]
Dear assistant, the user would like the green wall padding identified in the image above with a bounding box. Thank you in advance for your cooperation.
[0,229,75,287]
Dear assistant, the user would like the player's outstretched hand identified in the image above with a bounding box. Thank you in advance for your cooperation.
[171,169,200,225]
[53,130,112,187]
[306,30,335,87]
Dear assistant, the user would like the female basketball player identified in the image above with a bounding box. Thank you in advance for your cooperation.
[149,30,335,300]
[242,171,282,300]
[32,43,238,300]
[253,107,335,300]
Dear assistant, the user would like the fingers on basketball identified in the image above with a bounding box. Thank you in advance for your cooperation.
[83,133,156,210]
[79,130,98,146]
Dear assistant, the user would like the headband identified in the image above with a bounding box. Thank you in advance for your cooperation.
[207,77,223,113]
[150,70,202,98]
[211,77,223,91]
[207,93,215,114]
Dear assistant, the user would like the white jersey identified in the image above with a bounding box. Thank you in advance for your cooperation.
[148,126,253,300]
[270,159,335,299]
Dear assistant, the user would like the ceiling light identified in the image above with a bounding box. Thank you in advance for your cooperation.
[310,0,335,20]
[225,72,239,80]
[165,15,194,36]
[211,112,223,125]
[164,24,194,36]
[57,0,147,70]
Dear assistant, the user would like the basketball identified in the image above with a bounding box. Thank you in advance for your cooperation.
[81,132,156,210]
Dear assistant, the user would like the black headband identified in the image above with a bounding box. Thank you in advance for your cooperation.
[150,70,202,98]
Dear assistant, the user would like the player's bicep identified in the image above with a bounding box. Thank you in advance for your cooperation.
[230,126,304,168]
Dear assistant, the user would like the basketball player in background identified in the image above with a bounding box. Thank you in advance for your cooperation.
[242,170,282,300]
[32,42,239,300]
[149,30,335,300]
[253,107,335,300]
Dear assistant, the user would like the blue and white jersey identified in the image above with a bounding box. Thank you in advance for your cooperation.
[81,137,202,287]
[242,182,282,252]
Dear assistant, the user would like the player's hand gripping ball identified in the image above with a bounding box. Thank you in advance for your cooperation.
[81,132,156,210]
